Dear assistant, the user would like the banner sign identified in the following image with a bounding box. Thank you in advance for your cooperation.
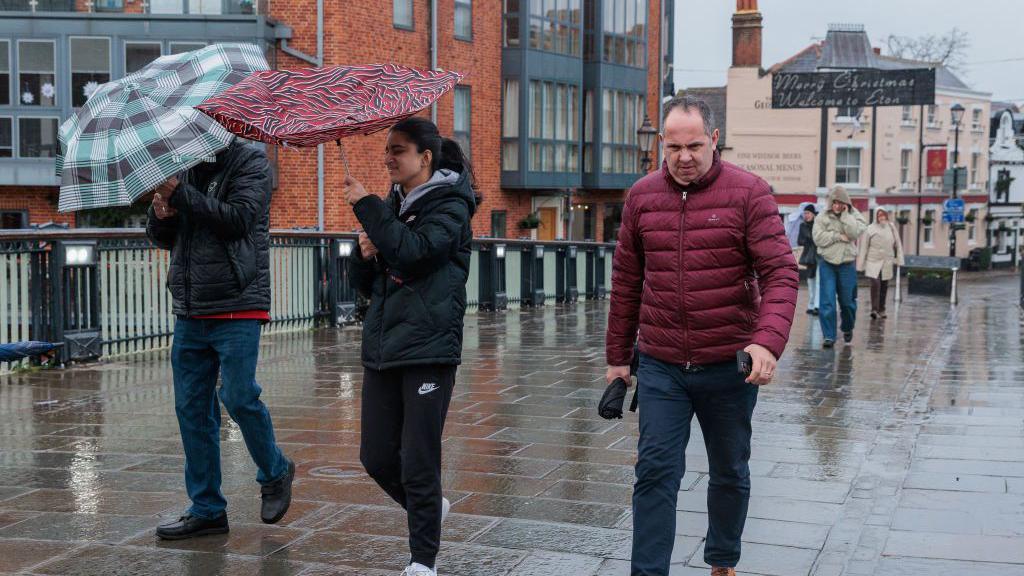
[772,68,936,109]
[927,148,947,178]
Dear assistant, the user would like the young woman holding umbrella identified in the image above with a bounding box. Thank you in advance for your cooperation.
[342,117,476,576]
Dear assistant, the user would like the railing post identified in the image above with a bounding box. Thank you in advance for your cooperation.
[329,238,358,325]
[566,245,579,303]
[894,265,902,303]
[51,240,102,363]
[595,245,607,299]
[520,244,545,307]
[532,244,545,306]
[479,243,507,311]
[950,266,959,306]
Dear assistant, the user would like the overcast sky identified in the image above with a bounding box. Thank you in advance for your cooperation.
[673,0,1023,103]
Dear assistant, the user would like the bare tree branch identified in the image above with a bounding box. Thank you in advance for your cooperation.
[883,28,971,75]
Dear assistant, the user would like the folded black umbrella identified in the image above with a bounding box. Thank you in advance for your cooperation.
[598,378,629,419]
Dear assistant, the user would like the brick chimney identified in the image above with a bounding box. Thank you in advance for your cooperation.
[732,0,763,68]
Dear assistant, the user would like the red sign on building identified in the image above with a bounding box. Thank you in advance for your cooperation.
[927,148,947,177]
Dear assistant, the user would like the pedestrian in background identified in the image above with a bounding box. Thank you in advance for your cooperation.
[606,95,799,576]
[812,186,868,348]
[858,208,904,319]
[797,204,820,316]
[343,117,476,576]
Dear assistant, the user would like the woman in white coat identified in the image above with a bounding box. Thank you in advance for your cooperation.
[857,208,905,319]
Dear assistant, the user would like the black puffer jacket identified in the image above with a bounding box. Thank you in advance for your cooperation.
[351,170,476,370]
[146,140,272,317]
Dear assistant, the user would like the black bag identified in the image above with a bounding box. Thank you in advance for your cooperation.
[598,378,629,419]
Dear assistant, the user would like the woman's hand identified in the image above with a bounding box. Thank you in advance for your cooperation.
[344,175,370,206]
[359,232,378,259]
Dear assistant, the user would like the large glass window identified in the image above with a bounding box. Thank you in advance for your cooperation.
[0,41,9,107]
[169,42,205,55]
[529,80,578,173]
[602,0,646,67]
[394,0,414,29]
[502,79,519,171]
[503,0,521,47]
[125,42,162,75]
[0,117,12,158]
[529,0,582,57]
[926,105,937,126]
[454,86,471,160]
[491,210,507,238]
[18,40,56,107]
[603,203,623,242]
[835,148,861,185]
[601,89,642,174]
[901,105,913,123]
[970,152,980,186]
[583,90,593,172]
[455,0,472,40]
[71,38,111,108]
[923,209,934,245]
[18,117,59,158]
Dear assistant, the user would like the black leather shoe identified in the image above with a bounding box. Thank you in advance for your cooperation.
[261,458,295,524]
[843,331,854,343]
[156,512,228,540]
[823,339,835,349]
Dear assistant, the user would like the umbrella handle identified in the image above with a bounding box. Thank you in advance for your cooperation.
[336,140,350,176]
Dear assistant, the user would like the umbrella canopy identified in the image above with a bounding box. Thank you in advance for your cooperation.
[56,43,269,213]
[195,64,464,147]
[0,341,58,363]
[785,201,816,248]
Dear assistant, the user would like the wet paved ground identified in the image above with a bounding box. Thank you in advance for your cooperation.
[0,275,1022,575]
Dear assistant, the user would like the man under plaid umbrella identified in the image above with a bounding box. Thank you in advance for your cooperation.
[147,137,295,539]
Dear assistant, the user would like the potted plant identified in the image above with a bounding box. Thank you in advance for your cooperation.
[518,212,541,230]
[907,268,954,297]
[985,213,995,223]
[965,212,976,223]
[920,214,934,226]
[896,215,910,225]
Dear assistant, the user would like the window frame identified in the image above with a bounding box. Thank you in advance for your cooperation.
[600,88,643,175]
[17,39,57,108]
[17,115,60,159]
[899,148,912,187]
[455,0,473,41]
[501,78,520,171]
[0,40,10,108]
[453,85,472,160]
[0,116,13,159]
[529,0,582,57]
[601,0,647,68]
[69,36,112,109]
[490,210,507,238]
[528,79,579,174]
[923,209,935,246]
[393,0,415,31]
[168,42,206,55]
[834,147,862,186]
[124,41,164,75]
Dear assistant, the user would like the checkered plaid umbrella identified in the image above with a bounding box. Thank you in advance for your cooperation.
[56,43,269,213]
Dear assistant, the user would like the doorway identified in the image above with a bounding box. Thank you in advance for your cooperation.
[537,207,558,241]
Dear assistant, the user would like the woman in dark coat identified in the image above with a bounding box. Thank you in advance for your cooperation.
[797,203,820,315]
[342,117,476,576]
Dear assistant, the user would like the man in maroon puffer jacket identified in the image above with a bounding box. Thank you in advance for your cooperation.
[607,96,798,576]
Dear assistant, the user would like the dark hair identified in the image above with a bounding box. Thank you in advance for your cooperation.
[662,95,715,137]
[390,116,476,189]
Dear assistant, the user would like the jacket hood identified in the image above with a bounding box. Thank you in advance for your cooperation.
[396,169,476,218]
[827,185,852,206]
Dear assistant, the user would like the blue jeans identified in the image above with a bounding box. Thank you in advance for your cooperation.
[631,355,759,575]
[817,259,858,341]
[171,318,288,519]
[806,270,819,311]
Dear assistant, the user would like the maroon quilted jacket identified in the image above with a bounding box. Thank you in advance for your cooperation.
[606,154,799,367]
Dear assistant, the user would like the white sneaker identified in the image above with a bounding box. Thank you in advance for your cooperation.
[401,563,437,576]
[441,497,451,524]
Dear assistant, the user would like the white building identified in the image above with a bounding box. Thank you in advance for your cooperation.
[988,110,1024,266]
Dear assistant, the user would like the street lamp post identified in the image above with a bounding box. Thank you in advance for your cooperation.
[949,103,965,258]
[637,114,658,173]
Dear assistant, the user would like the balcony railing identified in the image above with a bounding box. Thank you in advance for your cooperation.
[0,229,615,367]
[0,0,75,11]
[0,0,264,13]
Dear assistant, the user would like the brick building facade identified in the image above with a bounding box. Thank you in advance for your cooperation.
[1,1,670,240]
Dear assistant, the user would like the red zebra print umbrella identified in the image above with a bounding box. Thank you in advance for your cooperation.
[195,64,463,147]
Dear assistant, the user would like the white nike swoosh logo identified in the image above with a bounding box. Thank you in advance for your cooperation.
[418,384,439,395]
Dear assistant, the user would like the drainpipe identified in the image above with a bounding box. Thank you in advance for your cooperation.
[316,0,325,231]
[430,0,438,123]
[658,0,665,165]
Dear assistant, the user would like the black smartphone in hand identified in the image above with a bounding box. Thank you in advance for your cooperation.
[736,350,753,376]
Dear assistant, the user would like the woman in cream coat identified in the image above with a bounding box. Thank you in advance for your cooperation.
[857,208,905,319]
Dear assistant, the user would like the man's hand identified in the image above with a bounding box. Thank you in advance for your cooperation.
[358,232,378,259]
[154,176,179,199]
[743,344,777,386]
[606,365,631,386]
[344,175,370,206]
[152,192,177,220]
[839,234,850,242]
